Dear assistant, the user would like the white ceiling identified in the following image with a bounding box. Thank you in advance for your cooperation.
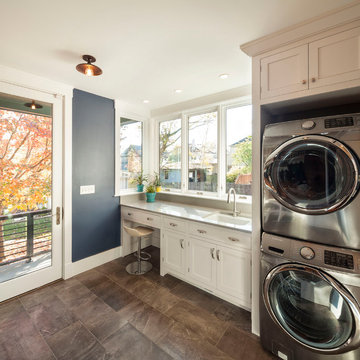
[0,0,354,110]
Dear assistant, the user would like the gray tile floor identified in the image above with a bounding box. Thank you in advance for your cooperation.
[0,246,276,359]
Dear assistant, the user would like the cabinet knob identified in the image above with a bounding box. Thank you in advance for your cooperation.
[228,237,240,242]
[180,239,185,249]
[311,77,316,82]
[302,79,306,84]
[127,213,132,216]
[147,217,153,221]
[197,229,207,234]
[210,248,215,259]
[169,223,177,227]
[216,250,220,261]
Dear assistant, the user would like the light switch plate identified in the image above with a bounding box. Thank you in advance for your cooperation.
[80,185,95,195]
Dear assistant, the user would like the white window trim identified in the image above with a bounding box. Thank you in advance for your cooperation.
[153,96,252,200]
[115,106,148,196]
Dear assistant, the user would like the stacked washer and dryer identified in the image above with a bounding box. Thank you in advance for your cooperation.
[260,113,360,360]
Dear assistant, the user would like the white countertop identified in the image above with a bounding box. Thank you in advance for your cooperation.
[121,200,252,232]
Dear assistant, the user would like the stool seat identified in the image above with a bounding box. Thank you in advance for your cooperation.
[123,225,154,237]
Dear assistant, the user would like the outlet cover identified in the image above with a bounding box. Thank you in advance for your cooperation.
[80,185,95,195]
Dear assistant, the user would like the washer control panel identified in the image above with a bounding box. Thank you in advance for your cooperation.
[301,120,316,130]
[324,250,354,270]
[300,246,315,260]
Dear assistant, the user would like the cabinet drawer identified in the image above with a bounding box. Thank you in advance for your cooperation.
[188,221,251,249]
[137,211,161,228]
[121,207,142,222]
[163,216,188,233]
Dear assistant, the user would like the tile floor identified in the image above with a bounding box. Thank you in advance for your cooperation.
[0,246,276,360]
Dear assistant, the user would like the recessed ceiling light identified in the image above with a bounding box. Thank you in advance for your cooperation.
[143,100,150,104]
[219,73,229,79]
[174,89,183,93]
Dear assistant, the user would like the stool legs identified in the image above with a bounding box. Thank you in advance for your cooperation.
[126,236,153,275]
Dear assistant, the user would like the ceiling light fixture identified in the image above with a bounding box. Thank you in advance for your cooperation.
[219,73,229,79]
[174,89,183,93]
[24,100,43,110]
[143,100,150,104]
[76,55,103,76]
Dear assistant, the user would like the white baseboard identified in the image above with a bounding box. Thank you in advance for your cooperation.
[64,246,122,279]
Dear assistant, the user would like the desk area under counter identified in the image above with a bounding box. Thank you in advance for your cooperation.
[120,200,252,310]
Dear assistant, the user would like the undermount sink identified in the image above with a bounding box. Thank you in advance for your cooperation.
[203,212,250,226]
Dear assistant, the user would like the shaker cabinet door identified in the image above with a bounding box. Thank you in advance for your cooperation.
[309,27,360,89]
[163,230,186,276]
[260,44,308,99]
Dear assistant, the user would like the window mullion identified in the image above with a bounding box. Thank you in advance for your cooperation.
[182,113,188,194]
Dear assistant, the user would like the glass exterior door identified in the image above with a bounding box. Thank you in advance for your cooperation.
[264,135,359,214]
[264,264,359,352]
[0,84,62,301]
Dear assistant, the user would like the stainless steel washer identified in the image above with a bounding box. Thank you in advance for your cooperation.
[262,113,360,250]
[260,233,360,360]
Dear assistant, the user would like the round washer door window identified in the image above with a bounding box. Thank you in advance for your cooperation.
[264,135,359,214]
[264,264,360,352]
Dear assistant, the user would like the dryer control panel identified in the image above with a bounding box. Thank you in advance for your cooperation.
[262,232,360,274]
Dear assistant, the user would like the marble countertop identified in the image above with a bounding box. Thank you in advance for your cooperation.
[121,200,252,233]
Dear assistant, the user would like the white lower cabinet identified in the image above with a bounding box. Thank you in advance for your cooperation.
[188,237,217,290]
[216,245,251,305]
[162,230,186,277]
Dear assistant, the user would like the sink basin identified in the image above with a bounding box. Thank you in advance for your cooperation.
[203,212,250,226]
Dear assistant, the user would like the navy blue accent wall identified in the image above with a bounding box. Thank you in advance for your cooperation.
[72,89,120,262]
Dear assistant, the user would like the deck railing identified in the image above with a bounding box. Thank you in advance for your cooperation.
[0,209,52,266]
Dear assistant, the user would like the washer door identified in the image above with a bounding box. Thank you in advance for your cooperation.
[264,135,359,214]
[263,263,360,354]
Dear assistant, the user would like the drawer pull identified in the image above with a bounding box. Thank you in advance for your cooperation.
[169,223,178,227]
[147,217,153,221]
[216,250,220,261]
[210,248,215,259]
[228,237,240,242]
[127,213,132,216]
[180,239,185,249]
[197,229,207,234]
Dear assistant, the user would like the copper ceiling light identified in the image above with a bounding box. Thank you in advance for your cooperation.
[24,100,43,109]
[76,55,102,76]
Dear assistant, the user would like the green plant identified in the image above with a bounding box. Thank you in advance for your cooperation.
[145,184,156,193]
[132,171,148,185]
[153,172,161,187]
[226,168,241,183]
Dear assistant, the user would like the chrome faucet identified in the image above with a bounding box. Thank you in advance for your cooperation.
[227,188,239,217]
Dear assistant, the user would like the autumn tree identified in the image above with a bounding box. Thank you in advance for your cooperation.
[0,109,52,259]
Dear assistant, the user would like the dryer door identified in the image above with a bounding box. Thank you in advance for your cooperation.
[264,135,359,214]
[263,263,360,354]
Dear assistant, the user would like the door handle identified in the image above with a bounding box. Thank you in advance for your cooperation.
[210,248,215,259]
[216,250,220,261]
[56,206,61,225]
[180,239,185,249]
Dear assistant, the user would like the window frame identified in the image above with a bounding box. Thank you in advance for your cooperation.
[115,111,147,196]
[154,97,252,200]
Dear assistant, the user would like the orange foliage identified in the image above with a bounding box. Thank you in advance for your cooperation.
[0,109,52,216]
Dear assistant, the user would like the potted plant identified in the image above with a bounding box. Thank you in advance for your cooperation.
[133,171,147,192]
[153,172,161,192]
[145,184,156,202]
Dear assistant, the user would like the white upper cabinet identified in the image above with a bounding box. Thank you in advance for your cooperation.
[309,27,360,89]
[260,45,308,99]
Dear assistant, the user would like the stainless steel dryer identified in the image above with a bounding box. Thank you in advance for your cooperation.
[260,232,360,360]
[262,113,360,250]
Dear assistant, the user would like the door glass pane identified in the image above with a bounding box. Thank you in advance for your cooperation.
[226,105,252,195]
[188,111,218,192]
[119,118,142,190]
[268,268,353,349]
[266,138,358,212]
[0,94,52,282]
[159,119,181,189]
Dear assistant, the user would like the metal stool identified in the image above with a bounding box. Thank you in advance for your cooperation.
[123,225,153,275]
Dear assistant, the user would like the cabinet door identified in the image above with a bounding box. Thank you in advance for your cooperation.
[260,44,308,99]
[309,27,360,89]
[163,230,186,276]
[188,237,216,290]
[216,245,251,305]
